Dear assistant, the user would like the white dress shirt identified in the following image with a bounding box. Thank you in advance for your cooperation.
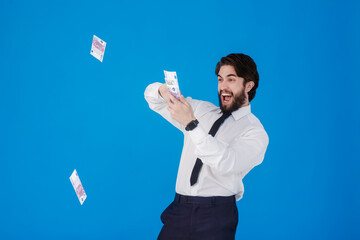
[144,82,269,201]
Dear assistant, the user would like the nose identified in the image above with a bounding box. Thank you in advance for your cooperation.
[219,80,229,91]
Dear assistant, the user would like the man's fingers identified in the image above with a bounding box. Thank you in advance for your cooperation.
[164,93,175,105]
[168,94,179,104]
[165,97,172,105]
[180,95,190,107]
[180,95,185,102]
[167,106,177,120]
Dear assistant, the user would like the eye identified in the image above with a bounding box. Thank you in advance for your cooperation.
[218,78,223,82]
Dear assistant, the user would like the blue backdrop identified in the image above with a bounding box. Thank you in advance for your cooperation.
[1,0,359,239]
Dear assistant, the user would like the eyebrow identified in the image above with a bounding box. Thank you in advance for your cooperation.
[217,74,238,78]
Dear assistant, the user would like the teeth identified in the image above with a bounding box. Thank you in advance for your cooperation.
[222,93,231,96]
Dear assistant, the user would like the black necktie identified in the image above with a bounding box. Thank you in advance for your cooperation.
[190,112,231,186]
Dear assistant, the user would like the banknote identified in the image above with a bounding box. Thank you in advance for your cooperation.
[90,35,106,62]
[164,70,181,100]
[69,169,87,205]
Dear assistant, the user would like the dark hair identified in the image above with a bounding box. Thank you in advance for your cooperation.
[215,53,259,102]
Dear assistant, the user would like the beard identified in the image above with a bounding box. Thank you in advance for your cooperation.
[218,88,247,114]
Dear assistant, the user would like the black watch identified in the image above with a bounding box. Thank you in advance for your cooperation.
[185,119,199,131]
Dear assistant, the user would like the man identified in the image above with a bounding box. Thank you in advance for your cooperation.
[144,53,269,240]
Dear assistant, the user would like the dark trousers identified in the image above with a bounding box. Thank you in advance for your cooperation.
[158,193,238,240]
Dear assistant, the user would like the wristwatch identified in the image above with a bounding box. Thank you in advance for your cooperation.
[185,119,199,131]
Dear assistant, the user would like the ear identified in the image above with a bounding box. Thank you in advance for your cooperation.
[245,81,255,93]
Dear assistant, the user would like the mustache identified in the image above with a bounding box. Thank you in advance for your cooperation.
[219,90,233,96]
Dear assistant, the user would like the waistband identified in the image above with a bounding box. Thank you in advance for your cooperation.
[175,193,235,205]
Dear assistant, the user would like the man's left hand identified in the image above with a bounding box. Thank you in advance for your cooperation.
[167,94,196,127]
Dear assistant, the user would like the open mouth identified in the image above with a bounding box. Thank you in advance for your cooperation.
[222,92,232,105]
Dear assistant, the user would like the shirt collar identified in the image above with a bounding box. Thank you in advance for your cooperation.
[231,104,251,120]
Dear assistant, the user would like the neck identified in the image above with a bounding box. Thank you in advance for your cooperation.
[240,102,250,108]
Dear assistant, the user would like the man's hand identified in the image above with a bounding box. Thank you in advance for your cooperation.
[158,84,196,126]
[158,84,172,102]
[167,94,196,127]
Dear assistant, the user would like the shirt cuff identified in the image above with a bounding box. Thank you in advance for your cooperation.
[187,123,208,145]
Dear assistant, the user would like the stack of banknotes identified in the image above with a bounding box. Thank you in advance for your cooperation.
[164,70,181,100]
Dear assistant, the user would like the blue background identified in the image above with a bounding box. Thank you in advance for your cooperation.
[1,0,359,239]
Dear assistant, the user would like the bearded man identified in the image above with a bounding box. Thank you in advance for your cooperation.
[145,53,269,240]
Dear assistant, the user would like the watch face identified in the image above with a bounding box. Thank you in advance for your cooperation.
[186,120,198,131]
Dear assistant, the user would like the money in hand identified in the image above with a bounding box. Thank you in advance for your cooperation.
[70,169,87,205]
[164,70,181,100]
[90,35,106,62]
